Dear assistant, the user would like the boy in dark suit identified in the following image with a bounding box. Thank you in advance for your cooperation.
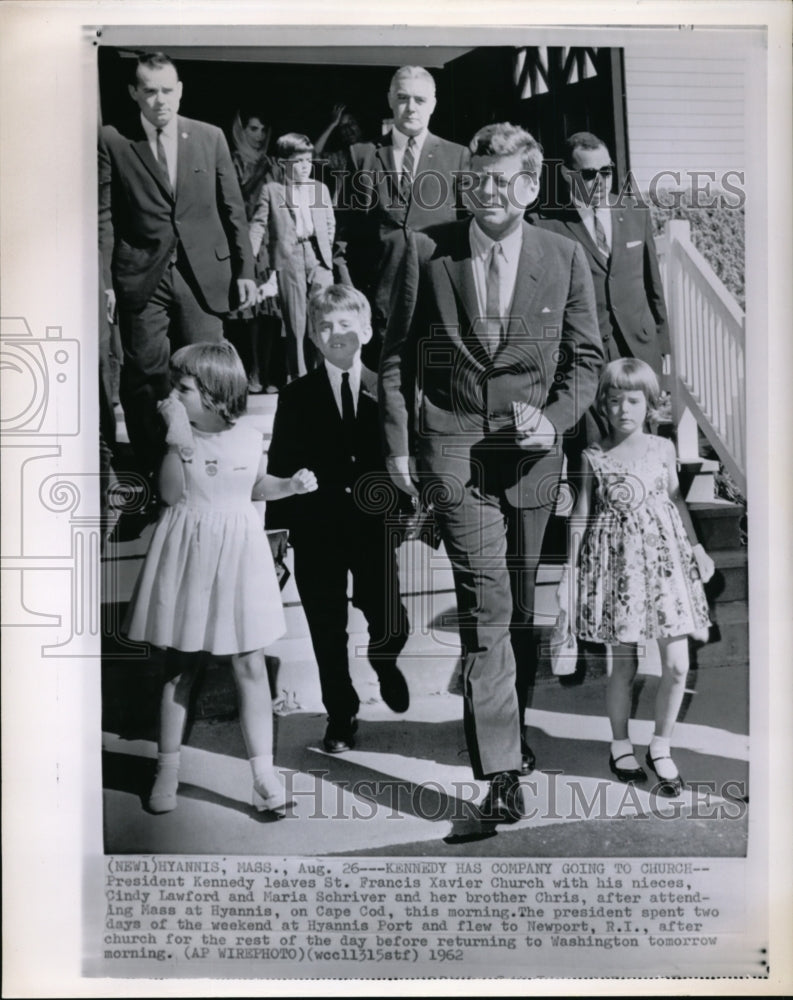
[266,285,410,752]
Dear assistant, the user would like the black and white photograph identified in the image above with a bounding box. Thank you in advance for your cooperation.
[1,1,791,994]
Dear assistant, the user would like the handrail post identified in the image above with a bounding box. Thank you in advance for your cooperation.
[665,219,700,464]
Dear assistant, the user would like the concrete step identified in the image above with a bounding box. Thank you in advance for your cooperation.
[705,548,748,604]
[690,500,747,550]
[679,457,720,502]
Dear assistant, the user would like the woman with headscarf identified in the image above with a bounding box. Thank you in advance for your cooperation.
[227,110,282,394]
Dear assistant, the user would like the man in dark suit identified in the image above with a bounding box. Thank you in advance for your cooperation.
[99,52,256,474]
[531,131,669,440]
[339,65,470,358]
[267,284,410,753]
[381,123,602,824]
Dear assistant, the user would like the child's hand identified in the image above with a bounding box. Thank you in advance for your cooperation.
[257,274,279,301]
[291,468,318,495]
[158,394,194,449]
[692,543,715,583]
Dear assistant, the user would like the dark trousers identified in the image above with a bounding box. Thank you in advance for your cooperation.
[505,502,553,726]
[118,260,223,472]
[435,482,552,779]
[292,512,409,723]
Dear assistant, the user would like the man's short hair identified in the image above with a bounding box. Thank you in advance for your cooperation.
[563,131,609,168]
[133,52,178,85]
[388,65,436,97]
[469,123,544,179]
[275,132,314,159]
[308,284,372,331]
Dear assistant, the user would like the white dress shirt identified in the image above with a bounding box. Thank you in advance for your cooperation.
[391,127,428,175]
[573,197,612,253]
[324,356,362,418]
[286,181,315,239]
[469,219,523,318]
[140,114,178,191]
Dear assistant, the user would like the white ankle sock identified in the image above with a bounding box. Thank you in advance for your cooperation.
[249,754,274,780]
[149,751,180,812]
[611,739,639,766]
[649,737,678,779]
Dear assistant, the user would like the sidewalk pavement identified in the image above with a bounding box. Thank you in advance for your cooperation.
[102,393,749,857]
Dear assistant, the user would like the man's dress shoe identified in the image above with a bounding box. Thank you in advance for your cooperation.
[478,770,525,824]
[377,665,410,713]
[323,717,358,754]
[520,733,536,775]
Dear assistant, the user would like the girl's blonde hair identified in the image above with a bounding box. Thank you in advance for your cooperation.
[170,341,248,425]
[596,357,661,419]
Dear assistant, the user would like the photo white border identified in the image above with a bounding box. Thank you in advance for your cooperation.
[1,1,791,995]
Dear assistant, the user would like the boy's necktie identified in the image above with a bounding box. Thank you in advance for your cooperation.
[341,371,356,440]
[155,128,173,193]
[593,207,610,257]
[485,242,505,355]
[400,136,416,205]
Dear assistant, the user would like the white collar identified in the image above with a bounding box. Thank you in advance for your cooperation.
[470,218,523,261]
[391,127,427,152]
[140,114,177,141]
[324,356,363,384]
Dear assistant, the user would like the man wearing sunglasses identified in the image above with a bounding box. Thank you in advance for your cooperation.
[532,131,669,442]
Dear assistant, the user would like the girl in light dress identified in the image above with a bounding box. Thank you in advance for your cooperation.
[124,341,316,816]
[561,358,715,796]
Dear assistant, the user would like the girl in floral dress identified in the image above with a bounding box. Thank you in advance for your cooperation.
[561,359,715,796]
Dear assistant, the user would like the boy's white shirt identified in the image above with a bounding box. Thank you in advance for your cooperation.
[323,354,363,417]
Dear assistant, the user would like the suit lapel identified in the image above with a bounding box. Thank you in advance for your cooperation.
[608,205,626,273]
[128,120,173,200]
[375,138,396,175]
[416,132,438,172]
[175,117,192,201]
[500,222,547,348]
[564,209,607,272]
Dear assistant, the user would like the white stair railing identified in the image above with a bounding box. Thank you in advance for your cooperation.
[655,219,746,496]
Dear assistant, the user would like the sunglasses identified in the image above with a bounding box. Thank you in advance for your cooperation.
[569,164,614,181]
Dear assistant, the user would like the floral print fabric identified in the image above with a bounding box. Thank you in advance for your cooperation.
[575,435,711,644]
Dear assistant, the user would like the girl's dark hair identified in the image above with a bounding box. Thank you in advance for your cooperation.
[169,341,248,425]
[596,357,661,419]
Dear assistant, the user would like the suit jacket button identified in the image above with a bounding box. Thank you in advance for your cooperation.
[350,455,356,463]
[344,487,352,494]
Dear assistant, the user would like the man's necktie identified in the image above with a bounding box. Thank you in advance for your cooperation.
[485,242,505,356]
[155,128,172,193]
[400,136,416,205]
[593,207,610,257]
[341,371,356,441]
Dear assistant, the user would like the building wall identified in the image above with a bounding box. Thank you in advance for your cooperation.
[624,38,751,193]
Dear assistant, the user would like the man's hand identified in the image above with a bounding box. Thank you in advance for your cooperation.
[516,412,556,453]
[386,455,419,498]
[104,289,117,326]
[237,278,258,311]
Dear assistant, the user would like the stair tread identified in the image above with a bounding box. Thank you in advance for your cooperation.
[711,548,748,567]
[709,600,749,623]
[690,500,745,515]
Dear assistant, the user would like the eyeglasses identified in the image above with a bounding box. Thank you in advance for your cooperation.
[569,164,614,181]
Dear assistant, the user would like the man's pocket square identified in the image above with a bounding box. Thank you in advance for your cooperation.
[626,240,642,248]
[541,306,552,313]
